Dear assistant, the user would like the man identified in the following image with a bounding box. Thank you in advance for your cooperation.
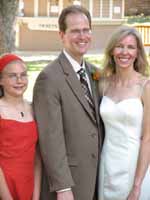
[33,5,103,200]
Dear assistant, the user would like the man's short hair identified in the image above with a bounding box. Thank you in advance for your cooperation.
[58,5,91,32]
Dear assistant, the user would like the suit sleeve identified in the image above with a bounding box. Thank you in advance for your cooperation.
[33,70,74,192]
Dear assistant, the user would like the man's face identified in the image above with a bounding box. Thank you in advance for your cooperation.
[59,13,92,63]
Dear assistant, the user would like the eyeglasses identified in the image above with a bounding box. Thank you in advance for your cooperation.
[114,44,137,52]
[67,28,92,36]
[2,72,28,81]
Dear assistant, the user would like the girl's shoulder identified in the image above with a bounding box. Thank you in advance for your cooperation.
[0,98,5,105]
[0,98,7,111]
[24,99,33,113]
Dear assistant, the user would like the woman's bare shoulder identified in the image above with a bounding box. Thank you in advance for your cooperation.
[141,77,150,102]
[143,78,150,91]
[98,76,112,96]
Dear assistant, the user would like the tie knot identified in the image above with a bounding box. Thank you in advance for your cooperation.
[77,68,86,78]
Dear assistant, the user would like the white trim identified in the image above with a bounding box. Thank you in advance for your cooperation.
[92,18,126,25]
[47,0,50,16]
[122,0,125,18]
[15,22,20,48]
[110,0,113,19]
[89,0,93,17]
[59,0,63,14]
[34,0,38,17]
[17,16,126,23]
[100,0,103,18]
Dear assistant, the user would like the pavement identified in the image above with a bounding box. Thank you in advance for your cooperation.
[14,46,150,62]
[14,50,60,62]
[14,50,104,62]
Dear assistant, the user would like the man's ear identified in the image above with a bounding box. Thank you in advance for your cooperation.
[59,31,65,41]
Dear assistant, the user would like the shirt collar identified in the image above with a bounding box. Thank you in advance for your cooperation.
[63,49,85,73]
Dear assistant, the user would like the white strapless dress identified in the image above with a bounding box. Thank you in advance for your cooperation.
[98,96,150,200]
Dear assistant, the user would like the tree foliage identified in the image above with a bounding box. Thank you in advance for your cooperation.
[0,0,19,55]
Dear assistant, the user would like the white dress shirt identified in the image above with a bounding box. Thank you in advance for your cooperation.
[63,49,92,93]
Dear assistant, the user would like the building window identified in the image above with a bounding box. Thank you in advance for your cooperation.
[18,0,24,16]
[102,0,110,18]
[73,0,81,5]
[92,0,112,19]
[48,0,59,17]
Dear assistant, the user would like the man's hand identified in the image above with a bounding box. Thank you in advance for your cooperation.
[57,190,74,200]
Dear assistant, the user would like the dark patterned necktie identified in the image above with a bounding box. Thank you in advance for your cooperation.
[78,68,95,111]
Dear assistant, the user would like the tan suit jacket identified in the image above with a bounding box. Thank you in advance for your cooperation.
[33,52,104,200]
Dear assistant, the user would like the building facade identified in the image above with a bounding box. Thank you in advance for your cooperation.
[125,0,150,16]
[16,0,125,51]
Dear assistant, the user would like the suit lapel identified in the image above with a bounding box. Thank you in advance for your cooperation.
[86,62,103,148]
[59,53,96,123]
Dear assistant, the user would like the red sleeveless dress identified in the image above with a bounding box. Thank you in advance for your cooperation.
[0,118,38,200]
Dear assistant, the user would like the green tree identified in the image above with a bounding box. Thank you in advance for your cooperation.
[0,0,19,54]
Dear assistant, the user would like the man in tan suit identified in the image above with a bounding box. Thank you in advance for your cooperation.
[33,5,103,200]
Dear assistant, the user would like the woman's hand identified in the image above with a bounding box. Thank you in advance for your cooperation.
[127,185,140,200]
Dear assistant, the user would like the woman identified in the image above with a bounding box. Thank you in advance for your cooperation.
[98,26,150,200]
[0,54,41,200]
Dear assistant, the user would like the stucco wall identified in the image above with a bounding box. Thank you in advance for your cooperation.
[17,23,121,52]
[125,0,150,16]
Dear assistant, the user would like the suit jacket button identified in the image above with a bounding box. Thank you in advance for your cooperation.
[91,133,96,138]
[91,153,96,159]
